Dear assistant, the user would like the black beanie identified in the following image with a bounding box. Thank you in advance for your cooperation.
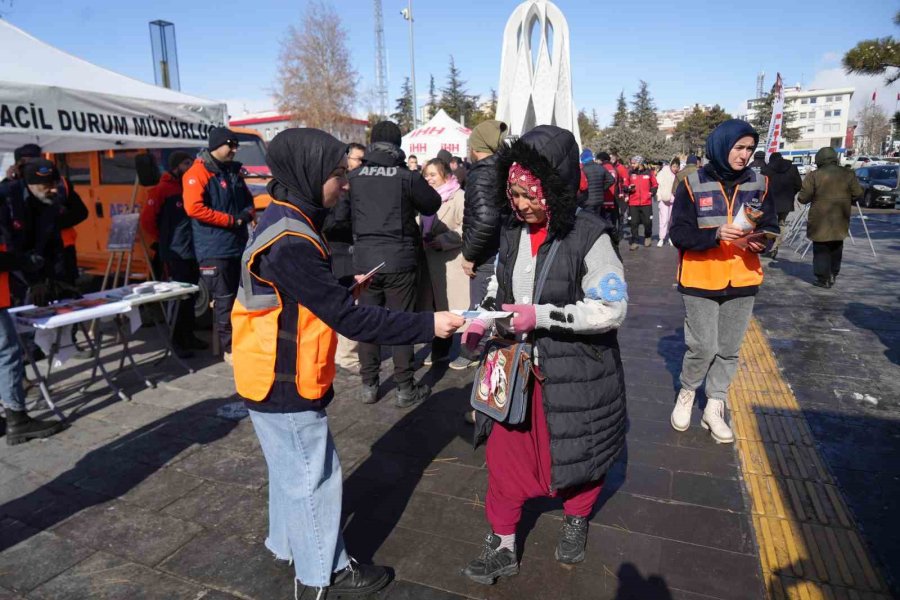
[23,158,58,185]
[168,151,193,171]
[208,127,237,151]
[370,121,402,146]
[596,151,611,162]
[14,143,42,162]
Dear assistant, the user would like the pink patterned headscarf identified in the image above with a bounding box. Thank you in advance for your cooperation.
[506,162,548,222]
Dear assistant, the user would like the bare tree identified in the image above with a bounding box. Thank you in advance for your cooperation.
[275,0,358,139]
[855,103,891,154]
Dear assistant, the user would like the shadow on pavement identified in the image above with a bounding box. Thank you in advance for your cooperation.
[613,563,673,600]
[0,396,241,552]
[843,302,900,365]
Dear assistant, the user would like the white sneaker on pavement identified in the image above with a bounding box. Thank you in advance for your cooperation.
[670,388,694,432]
[656,239,664,247]
[701,398,734,444]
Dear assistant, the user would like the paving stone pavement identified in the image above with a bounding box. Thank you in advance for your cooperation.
[0,214,894,599]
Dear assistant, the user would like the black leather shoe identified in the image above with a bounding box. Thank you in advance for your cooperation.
[463,533,519,585]
[555,515,589,564]
[326,559,391,597]
[395,381,430,408]
[812,279,830,288]
[6,409,65,446]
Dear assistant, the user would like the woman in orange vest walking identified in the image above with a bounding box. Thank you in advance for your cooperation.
[668,120,778,444]
[230,128,464,598]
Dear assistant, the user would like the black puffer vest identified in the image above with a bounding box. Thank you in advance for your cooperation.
[474,126,627,491]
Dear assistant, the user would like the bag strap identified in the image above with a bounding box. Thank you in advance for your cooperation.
[534,238,561,303]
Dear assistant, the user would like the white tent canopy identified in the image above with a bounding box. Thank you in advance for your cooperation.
[0,20,226,153]
[401,109,471,162]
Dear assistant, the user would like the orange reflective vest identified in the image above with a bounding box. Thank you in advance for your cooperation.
[0,244,9,310]
[231,200,337,402]
[677,169,768,291]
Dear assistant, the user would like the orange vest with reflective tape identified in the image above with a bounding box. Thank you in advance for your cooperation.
[677,169,768,291]
[231,200,337,402]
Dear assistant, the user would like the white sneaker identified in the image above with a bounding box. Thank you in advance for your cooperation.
[701,398,735,444]
[656,239,664,247]
[670,388,694,432]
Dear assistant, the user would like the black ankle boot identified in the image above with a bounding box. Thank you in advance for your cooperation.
[463,533,518,585]
[395,381,430,408]
[6,409,64,446]
[555,515,589,564]
[325,559,391,596]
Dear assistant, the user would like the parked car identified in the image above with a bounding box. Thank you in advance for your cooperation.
[855,165,899,208]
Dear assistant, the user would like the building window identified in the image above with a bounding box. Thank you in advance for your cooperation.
[825,110,832,117]
[833,95,842,101]
[809,97,817,104]
[801,98,808,104]
[747,101,753,109]
[806,126,815,133]
[834,109,841,116]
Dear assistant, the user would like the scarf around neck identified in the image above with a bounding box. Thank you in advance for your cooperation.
[421,175,460,235]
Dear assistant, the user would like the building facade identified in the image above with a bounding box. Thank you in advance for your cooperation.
[657,105,714,139]
[742,86,854,154]
[229,111,368,144]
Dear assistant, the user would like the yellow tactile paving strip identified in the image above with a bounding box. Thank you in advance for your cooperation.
[732,319,891,600]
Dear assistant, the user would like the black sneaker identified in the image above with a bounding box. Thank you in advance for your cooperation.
[359,382,378,405]
[463,533,519,585]
[812,279,830,288]
[323,559,391,597]
[395,381,430,408]
[555,515,589,564]
[5,410,65,446]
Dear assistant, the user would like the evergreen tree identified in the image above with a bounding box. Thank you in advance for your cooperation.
[426,75,438,120]
[391,77,415,134]
[578,109,600,145]
[750,91,801,145]
[439,56,477,124]
[842,10,900,85]
[612,91,629,127]
[674,105,733,155]
[629,80,658,131]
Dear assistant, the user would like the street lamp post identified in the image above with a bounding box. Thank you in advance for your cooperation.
[401,1,418,129]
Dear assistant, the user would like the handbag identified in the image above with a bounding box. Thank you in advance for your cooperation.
[470,239,560,424]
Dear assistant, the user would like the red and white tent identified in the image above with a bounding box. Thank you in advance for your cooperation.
[401,109,471,162]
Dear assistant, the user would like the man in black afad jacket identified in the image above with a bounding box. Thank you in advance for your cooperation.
[350,121,441,407]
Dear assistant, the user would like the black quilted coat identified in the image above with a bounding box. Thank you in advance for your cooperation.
[474,125,628,491]
[461,154,504,266]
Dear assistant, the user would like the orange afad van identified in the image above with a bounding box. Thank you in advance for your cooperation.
[49,127,272,279]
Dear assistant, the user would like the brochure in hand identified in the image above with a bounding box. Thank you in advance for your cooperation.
[452,310,513,320]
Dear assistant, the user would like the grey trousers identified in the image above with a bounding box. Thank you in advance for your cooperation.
[680,295,755,404]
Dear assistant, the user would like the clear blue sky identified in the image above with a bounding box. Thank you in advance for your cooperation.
[4,0,898,124]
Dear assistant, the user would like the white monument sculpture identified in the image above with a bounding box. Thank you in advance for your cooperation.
[496,0,580,146]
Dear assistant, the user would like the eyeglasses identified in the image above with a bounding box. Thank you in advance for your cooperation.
[227,142,240,149]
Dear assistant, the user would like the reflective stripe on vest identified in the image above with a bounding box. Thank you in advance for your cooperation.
[678,169,766,291]
[231,204,337,402]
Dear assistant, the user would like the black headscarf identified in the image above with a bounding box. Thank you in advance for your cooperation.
[705,119,759,181]
[265,128,348,207]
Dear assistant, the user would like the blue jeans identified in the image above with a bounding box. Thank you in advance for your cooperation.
[249,409,349,587]
[0,310,26,412]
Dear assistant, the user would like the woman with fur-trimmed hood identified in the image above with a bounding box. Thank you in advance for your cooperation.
[460,125,629,584]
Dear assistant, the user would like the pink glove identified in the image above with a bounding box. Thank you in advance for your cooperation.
[502,304,536,334]
[462,320,487,351]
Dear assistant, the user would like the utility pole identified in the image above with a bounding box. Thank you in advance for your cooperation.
[401,1,418,128]
[373,0,388,118]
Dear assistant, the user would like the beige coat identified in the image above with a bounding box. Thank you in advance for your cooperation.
[418,189,469,311]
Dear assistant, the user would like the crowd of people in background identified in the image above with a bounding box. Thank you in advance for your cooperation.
[0,110,870,598]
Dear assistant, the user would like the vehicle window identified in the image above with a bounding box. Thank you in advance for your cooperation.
[100,150,141,184]
[56,152,91,185]
[234,133,267,168]
[856,169,868,178]
[869,166,898,179]
[147,147,201,176]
